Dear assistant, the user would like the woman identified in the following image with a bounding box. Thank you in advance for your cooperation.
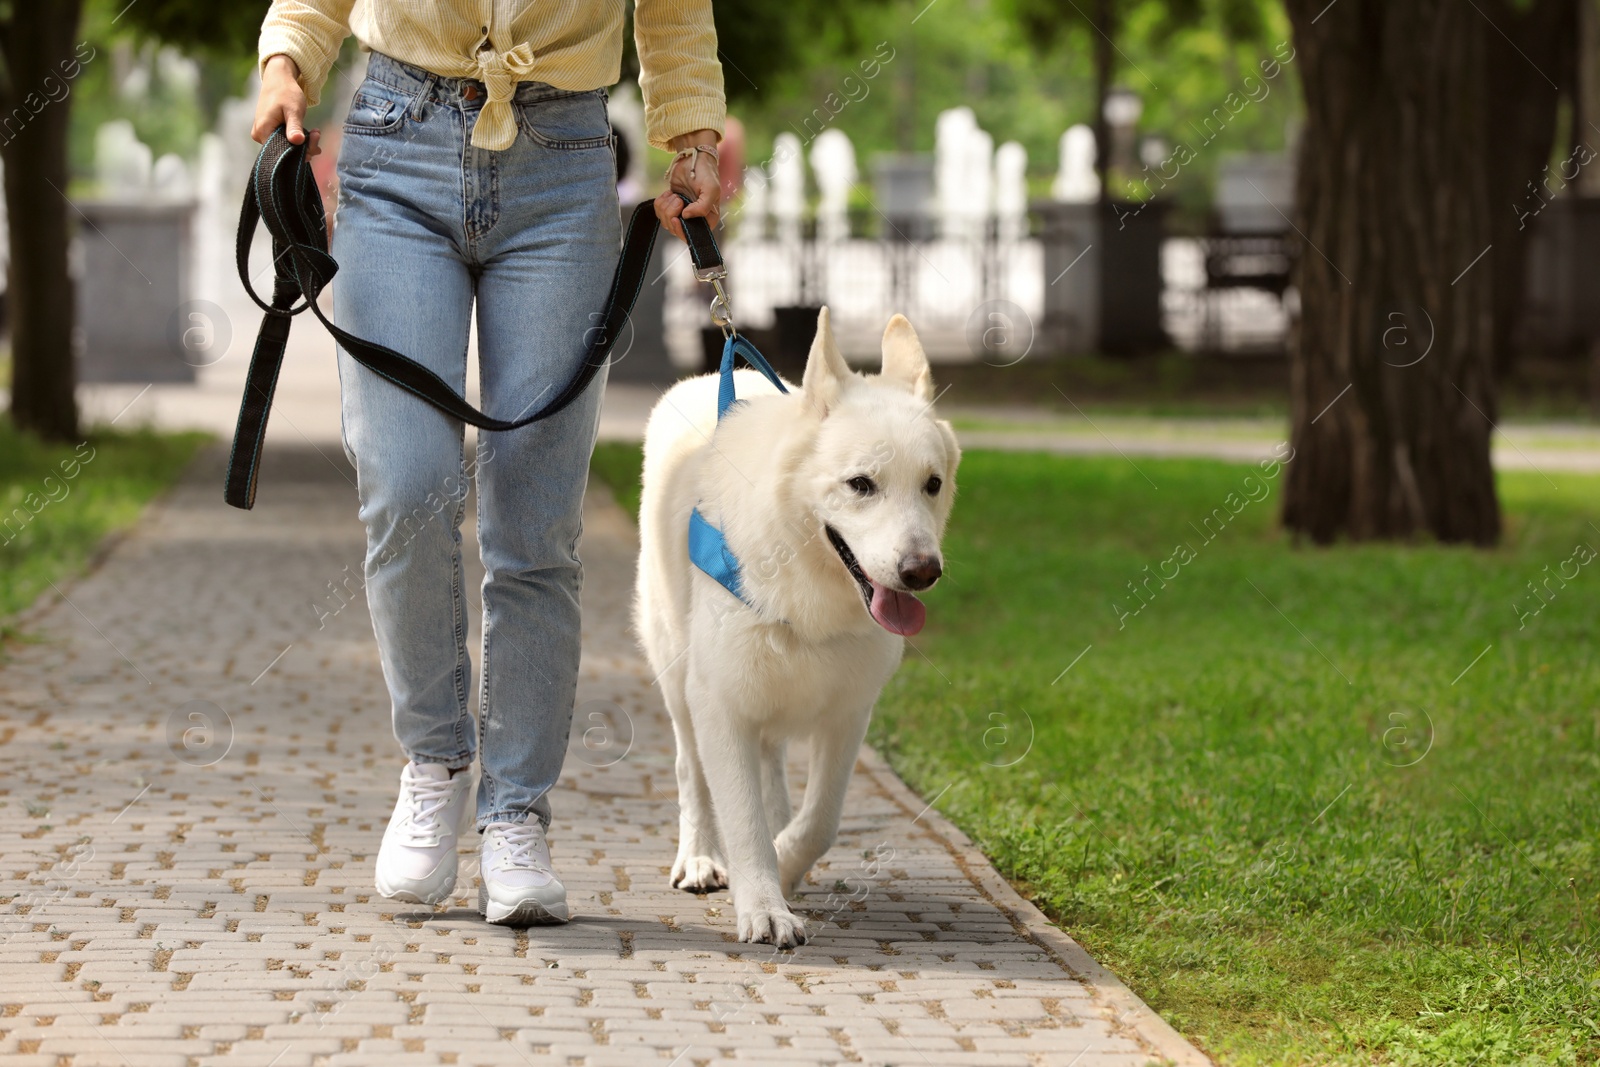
[252,1,724,926]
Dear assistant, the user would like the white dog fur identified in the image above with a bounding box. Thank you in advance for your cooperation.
[634,308,960,947]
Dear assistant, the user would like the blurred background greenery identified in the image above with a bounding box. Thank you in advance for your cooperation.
[67,0,1297,230]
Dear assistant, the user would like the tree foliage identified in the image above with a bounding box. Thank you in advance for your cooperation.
[1002,0,1282,193]
[1006,0,1272,49]
[112,1,268,58]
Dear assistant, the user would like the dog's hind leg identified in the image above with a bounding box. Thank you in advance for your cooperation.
[759,737,792,840]
[775,708,871,898]
[692,696,807,948]
[663,675,727,892]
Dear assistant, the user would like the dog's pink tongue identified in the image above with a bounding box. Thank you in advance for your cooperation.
[869,582,926,636]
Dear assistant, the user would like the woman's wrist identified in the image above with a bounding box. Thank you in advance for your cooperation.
[263,53,301,83]
[667,129,719,151]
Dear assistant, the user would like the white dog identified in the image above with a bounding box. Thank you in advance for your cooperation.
[634,308,960,947]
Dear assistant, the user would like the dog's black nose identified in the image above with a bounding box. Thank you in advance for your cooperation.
[899,555,942,590]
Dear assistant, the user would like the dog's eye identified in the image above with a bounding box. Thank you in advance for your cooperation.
[846,475,877,496]
[924,475,943,496]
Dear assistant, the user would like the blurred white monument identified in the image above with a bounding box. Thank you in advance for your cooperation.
[193,132,232,304]
[156,46,201,97]
[217,94,259,189]
[151,153,194,200]
[1053,124,1100,203]
[935,108,973,231]
[95,120,153,198]
[964,127,994,238]
[95,120,194,201]
[770,131,805,244]
[994,140,1028,242]
[1039,124,1102,355]
[809,128,857,243]
[935,107,996,240]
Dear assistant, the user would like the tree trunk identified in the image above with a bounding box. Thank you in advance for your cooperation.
[1091,0,1114,196]
[1,1,84,441]
[1483,0,1576,377]
[1282,0,1500,545]
[1580,0,1600,197]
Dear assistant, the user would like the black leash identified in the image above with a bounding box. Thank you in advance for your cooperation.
[225,127,724,510]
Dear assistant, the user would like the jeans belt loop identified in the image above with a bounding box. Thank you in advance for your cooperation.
[412,72,436,119]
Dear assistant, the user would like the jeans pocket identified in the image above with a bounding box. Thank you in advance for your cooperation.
[516,90,612,150]
[343,81,413,137]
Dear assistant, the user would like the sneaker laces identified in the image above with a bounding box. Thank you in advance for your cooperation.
[488,823,549,874]
[397,773,458,844]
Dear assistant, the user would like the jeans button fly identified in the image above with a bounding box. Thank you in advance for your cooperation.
[463,84,480,101]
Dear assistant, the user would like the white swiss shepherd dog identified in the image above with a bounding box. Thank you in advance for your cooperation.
[634,308,960,948]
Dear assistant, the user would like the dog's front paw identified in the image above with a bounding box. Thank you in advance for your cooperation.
[738,904,808,948]
[671,854,729,892]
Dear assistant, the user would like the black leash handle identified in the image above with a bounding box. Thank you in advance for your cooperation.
[225,128,723,510]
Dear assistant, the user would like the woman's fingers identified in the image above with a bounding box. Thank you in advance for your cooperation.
[654,189,687,241]
[680,188,719,230]
[253,56,309,146]
[250,104,318,151]
[251,102,279,144]
[657,162,721,242]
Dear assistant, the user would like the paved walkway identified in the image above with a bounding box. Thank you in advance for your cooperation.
[0,444,1207,1067]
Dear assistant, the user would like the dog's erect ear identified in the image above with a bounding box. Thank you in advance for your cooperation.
[802,306,852,416]
[879,314,933,402]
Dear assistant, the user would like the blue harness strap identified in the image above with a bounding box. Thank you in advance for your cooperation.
[717,333,788,418]
[691,332,790,606]
[688,505,744,599]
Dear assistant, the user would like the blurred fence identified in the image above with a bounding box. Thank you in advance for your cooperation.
[1162,235,1294,355]
[660,209,1295,368]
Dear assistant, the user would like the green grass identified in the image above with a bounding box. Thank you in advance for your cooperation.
[1,419,207,623]
[592,441,645,521]
[589,441,1600,1067]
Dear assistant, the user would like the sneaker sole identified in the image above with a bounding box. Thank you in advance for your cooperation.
[375,869,456,906]
[479,884,570,926]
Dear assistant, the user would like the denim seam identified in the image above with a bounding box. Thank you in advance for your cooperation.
[480,784,555,831]
[456,106,475,254]
[484,149,500,243]
[403,747,473,770]
[449,446,471,761]
[458,129,499,248]
[477,601,495,819]
[475,425,495,820]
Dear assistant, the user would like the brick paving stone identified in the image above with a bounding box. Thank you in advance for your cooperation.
[0,443,1210,1066]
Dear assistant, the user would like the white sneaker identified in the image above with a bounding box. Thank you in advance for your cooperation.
[479,820,570,925]
[374,761,473,904]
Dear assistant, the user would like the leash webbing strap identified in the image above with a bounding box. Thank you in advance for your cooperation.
[225,128,722,510]
[715,333,788,420]
[680,208,723,276]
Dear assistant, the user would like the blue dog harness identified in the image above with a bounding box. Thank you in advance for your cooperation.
[688,334,790,605]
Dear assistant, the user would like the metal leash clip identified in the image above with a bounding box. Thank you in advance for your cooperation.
[699,265,735,339]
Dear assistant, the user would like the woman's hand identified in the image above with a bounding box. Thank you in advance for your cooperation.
[253,53,321,156]
[656,129,721,242]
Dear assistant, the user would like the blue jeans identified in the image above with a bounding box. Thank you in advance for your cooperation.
[331,53,621,830]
